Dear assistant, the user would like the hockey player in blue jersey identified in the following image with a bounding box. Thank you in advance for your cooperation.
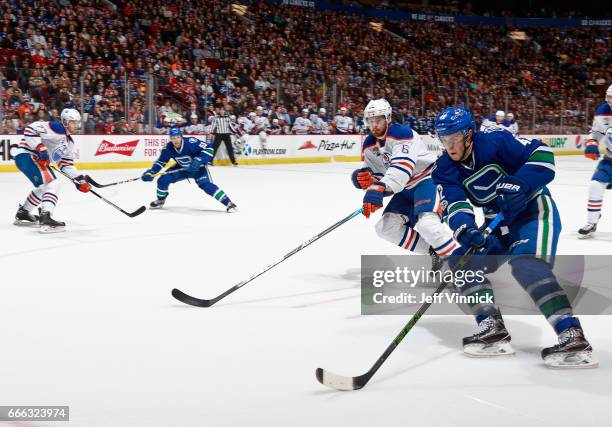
[432,106,597,368]
[352,99,458,266]
[142,127,238,212]
[578,85,612,237]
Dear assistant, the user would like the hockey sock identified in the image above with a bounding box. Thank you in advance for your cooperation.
[455,275,498,323]
[201,182,231,206]
[375,212,430,253]
[39,179,60,213]
[587,180,606,223]
[156,188,169,200]
[414,212,459,257]
[23,189,43,211]
[510,257,574,333]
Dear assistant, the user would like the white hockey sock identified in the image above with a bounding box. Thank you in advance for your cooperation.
[414,212,459,257]
[23,187,44,211]
[587,180,606,224]
[375,212,429,254]
[39,179,61,213]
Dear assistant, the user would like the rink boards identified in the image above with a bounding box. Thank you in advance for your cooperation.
[0,133,595,172]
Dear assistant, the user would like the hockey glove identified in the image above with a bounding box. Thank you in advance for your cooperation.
[496,176,529,223]
[73,175,91,193]
[351,167,374,189]
[584,140,600,160]
[455,223,501,255]
[363,182,386,218]
[188,157,203,177]
[35,143,50,169]
[141,170,155,182]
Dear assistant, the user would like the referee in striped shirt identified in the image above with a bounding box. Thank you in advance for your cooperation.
[210,107,238,166]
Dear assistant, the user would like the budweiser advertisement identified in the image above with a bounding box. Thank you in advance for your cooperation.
[95,139,140,156]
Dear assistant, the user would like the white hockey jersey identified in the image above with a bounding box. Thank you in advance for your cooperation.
[362,124,438,193]
[589,103,612,159]
[254,115,270,130]
[292,117,312,134]
[16,120,79,178]
[334,115,353,133]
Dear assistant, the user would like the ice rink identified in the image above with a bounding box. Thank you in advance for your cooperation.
[0,156,610,427]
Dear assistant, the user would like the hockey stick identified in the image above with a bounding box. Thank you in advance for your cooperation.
[86,168,184,188]
[172,207,364,307]
[316,213,504,391]
[52,167,146,218]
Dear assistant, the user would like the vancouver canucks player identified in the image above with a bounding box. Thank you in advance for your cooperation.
[578,85,612,237]
[142,127,237,212]
[432,106,596,368]
[13,108,91,233]
[353,99,459,265]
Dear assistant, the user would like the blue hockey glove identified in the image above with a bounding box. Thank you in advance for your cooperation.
[188,157,203,177]
[141,170,155,182]
[362,182,386,218]
[351,167,374,189]
[455,223,501,255]
[584,140,600,160]
[496,176,529,223]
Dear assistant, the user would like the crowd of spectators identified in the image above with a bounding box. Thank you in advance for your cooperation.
[0,0,609,136]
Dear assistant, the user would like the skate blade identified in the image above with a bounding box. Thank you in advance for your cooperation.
[13,220,40,227]
[148,206,164,210]
[227,207,238,213]
[464,341,515,357]
[39,225,66,234]
[544,351,599,369]
[577,233,594,240]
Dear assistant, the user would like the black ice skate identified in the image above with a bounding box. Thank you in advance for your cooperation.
[578,222,597,238]
[226,202,238,213]
[463,314,515,357]
[13,204,39,227]
[542,326,598,369]
[149,198,166,209]
[39,210,66,233]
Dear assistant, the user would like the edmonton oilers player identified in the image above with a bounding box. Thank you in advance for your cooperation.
[13,108,91,233]
[142,127,237,212]
[353,99,459,264]
[579,85,612,237]
[433,106,596,368]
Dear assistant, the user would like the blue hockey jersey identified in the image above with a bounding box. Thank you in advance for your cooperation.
[432,130,555,229]
[150,136,214,174]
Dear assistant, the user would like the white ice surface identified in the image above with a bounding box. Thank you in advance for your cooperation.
[0,156,610,427]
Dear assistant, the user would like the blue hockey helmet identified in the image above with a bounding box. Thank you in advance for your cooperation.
[434,106,475,137]
[168,126,183,137]
[434,106,476,161]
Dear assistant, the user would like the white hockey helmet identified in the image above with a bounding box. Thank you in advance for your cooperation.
[248,112,256,118]
[363,99,392,127]
[319,107,326,114]
[606,85,612,105]
[230,114,237,122]
[60,108,81,132]
[495,110,505,118]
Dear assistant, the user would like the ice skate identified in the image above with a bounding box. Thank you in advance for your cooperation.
[463,314,515,357]
[39,210,66,234]
[542,326,598,369]
[13,205,39,227]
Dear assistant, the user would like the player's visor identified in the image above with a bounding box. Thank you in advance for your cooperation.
[438,131,464,147]
[366,116,387,129]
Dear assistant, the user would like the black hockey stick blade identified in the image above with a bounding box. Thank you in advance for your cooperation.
[86,175,140,188]
[171,288,214,307]
[128,205,147,217]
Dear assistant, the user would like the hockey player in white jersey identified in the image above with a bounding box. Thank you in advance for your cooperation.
[253,106,270,132]
[480,110,510,133]
[13,108,91,233]
[292,109,313,134]
[506,112,518,135]
[333,107,354,134]
[311,108,329,134]
[354,99,459,262]
[578,84,612,237]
